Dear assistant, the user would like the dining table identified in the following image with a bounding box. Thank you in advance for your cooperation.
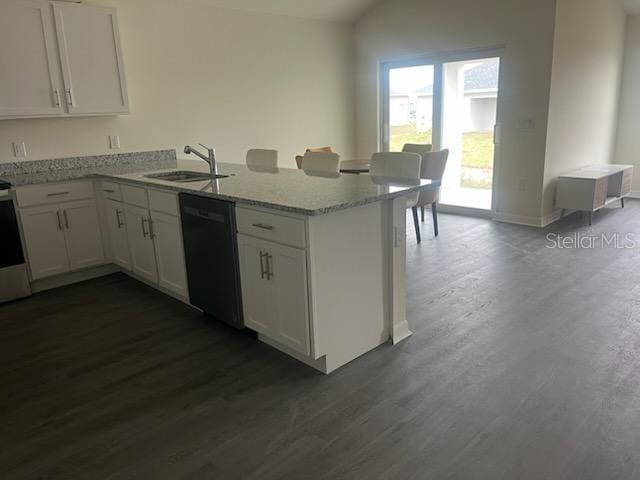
[339,159,371,174]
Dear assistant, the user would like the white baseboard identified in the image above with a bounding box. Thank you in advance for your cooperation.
[438,203,492,218]
[30,264,119,293]
[492,212,544,227]
[629,191,640,199]
[541,209,565,227]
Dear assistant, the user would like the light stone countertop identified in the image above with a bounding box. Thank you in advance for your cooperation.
[3,156,438,216]
[101,160,437,216]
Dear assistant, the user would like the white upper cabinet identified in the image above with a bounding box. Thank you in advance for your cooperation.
[0,0,63,118]
[53,2,129,115]
[0,1,129,120]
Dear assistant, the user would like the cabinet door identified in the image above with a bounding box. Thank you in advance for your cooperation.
[238,235,274,336]
[19,205,69,280]
[61,200,105,271]
[269,243,311,356]
[104,198,131,270]
[0,0,63,118]
[124,205,157,284]
[53,2,129,115]
[150,211,188,298]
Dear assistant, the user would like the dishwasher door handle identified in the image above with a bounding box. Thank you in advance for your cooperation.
[183,206,225,223]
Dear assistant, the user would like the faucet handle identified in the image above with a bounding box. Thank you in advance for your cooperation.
[199,143,214,152]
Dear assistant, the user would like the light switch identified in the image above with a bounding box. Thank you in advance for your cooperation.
[12,142,27,158]
[109,135,121,149]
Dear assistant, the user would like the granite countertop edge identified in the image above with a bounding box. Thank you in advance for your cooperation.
[3,165,432,217]
[96,173,426,217]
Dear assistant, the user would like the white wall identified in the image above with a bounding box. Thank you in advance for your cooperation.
[614,15,640,193]
[354,0,557,221]
[543,0,626,217]
[0,0,355,167]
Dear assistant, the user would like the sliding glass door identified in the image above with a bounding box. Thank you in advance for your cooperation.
[382,52,501,212]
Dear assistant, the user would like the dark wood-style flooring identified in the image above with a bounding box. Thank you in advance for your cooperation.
[2,202,640,479]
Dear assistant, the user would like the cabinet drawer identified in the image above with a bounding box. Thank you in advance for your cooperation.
[15,180,95,208]
[149,189,178,216]
[236,207,306,249]
[122,185,149,208]
[99,180,122,201]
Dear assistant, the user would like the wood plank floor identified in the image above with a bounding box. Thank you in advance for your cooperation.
[2,202,640,479]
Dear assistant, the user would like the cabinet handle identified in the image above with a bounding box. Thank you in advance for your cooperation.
[65,89,74,107]
[252,223,274,231]
[140,217,148,237]
[47,191,69,197]
[148,217,155,239]
[103,189,116,194]
[115,209,124,228]
[63,210,69,229]
[53,89,61,107]
[266,253,274,280]
[56,211,63,231]
[259,251,267,279]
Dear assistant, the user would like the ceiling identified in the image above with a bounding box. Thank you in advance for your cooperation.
[203,0,381,23]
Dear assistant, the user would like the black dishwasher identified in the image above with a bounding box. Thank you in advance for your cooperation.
[179,194,244,328]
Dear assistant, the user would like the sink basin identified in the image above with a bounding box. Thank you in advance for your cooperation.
[145,171,229,182]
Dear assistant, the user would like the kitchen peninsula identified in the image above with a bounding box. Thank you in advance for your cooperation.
[3,151,436,373]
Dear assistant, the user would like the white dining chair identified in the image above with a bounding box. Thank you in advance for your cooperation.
[246,149,278,168]
[302,151,340,174]
[370,152,423,243]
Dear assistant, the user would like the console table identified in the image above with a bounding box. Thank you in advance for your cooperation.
[556,164,633,225]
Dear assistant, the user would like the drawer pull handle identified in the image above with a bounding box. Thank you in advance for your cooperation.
[141,217,148,238]
[259,251,267,279]
[53,88,61,107]
[65,89,74,107]
[266,253,274,280]
[115,209,124,228]
[148,218,155,239]
[252,223,274,231]
[103,189,116,194]
[47,191,70,197]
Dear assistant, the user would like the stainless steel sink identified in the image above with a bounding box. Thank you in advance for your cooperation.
[145,171,229,182]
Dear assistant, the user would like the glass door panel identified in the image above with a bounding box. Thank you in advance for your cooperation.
[387,65,435,152]
[440,57,500,210]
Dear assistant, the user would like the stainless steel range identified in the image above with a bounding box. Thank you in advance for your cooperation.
[0,180,31,304]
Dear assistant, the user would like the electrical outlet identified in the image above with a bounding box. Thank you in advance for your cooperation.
[518,117,536,130]
[109,135,121,149]
[12,142,27,158]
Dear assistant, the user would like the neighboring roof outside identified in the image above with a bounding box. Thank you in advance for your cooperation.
[465,58,500,92]
[390,58,499,95]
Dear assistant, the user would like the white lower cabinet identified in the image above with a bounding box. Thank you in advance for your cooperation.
[237,234,311,356]
[116,189,188,299]
[151,210,188,298]
[62,200,105,270]
[124,204,158,284]
[20,199,104,280]
[103,198,131,270]
[19,205,70,280]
